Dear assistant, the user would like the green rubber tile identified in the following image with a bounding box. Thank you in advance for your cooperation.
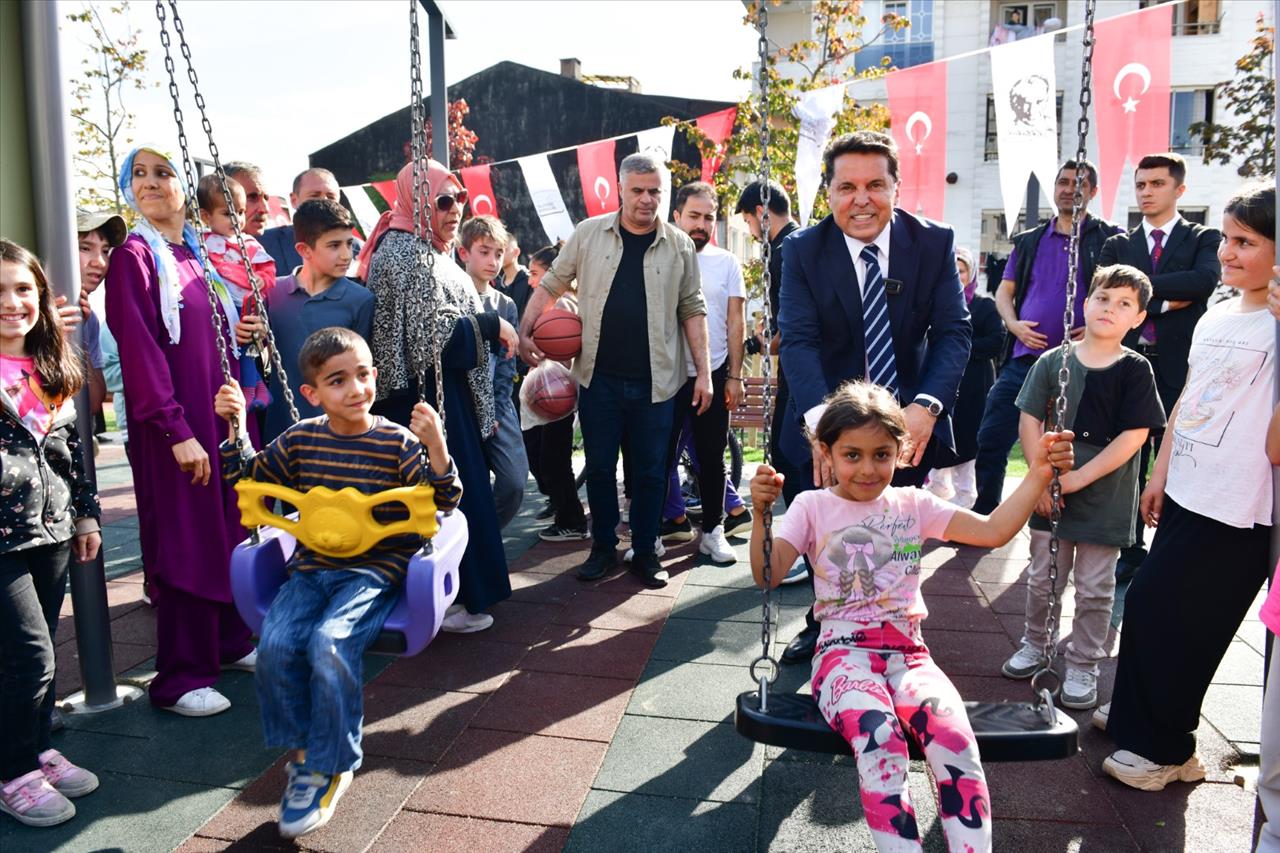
[671,583,772,624]
[592,716,763,804]
[650,617,761,667]
[627,658,747,723]
[0,768,238,853]
[758,758,945,852]
[565,789,757,853]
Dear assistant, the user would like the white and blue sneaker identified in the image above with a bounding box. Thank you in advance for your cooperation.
[278,762,352,840]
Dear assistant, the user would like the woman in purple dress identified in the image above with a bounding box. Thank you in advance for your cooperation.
[105,146,255,716]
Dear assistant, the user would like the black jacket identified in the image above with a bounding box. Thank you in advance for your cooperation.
[1004,214,1121,362]
[1,390,100,554]
[1098,219,1222,395]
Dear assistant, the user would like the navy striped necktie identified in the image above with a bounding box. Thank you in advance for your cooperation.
[860,245,898,396]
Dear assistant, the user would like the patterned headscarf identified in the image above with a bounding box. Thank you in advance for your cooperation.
[118,145,239,353]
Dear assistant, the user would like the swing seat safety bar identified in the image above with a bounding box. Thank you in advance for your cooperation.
[735,690,1079,762]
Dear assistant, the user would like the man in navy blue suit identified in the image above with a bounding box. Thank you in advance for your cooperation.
[776,130,972,663]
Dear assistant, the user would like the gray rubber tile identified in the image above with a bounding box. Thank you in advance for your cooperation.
[592,716,764,804]
[671,583,773,623]
[566,790,757,853]
[650,616,762,667]
[628,658,747,723]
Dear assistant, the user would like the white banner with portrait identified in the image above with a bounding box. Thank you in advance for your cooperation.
[989,32,1059,235]
[634,125,675,223]
[518,154,576,244]
[793,83,846,227]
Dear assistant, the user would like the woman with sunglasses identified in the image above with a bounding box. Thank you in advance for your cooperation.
[358,159,518,633]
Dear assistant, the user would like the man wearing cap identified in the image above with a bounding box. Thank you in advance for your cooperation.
[74,210,128,419]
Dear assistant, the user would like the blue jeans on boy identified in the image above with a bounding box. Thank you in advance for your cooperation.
[973,355,1035,514]
[578,371,674,556]
[255,569,398,775]
[483,398,529,529]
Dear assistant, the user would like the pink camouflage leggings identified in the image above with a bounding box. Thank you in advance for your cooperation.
[811,621,992,853]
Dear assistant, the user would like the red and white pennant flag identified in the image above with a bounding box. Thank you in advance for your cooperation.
[886,61,948,221]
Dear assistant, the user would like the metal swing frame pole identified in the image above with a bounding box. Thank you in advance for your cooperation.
[20,0,142,714]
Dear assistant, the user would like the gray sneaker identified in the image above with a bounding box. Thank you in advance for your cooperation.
[1001,643,1047,679]
[1061,668,1097,710]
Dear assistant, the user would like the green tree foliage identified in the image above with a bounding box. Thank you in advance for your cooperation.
[1188,13,1275,178]
[67,2,152,217]
[663,0,900,295]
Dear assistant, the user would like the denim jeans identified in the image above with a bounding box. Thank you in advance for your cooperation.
[483,400,530,529]
[0,543,71,779]
[973,355,1036,514]
[255,569,398,775]
[578,371,675,554]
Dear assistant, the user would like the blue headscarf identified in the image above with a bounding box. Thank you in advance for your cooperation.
[118,145,239,353]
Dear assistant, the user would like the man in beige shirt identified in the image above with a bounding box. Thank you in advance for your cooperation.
[519,153,709,588]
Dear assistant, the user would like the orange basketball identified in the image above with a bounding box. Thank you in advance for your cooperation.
[531,308,583,361]
[528,364,578,421]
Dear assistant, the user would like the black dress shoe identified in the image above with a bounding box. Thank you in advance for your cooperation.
[781,624,819,664]
[576,545,617,581]
[630,551,669,589]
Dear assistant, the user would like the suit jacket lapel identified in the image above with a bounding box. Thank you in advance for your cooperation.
[821,218,863,339]
[1155,219,1191,273]
[886,213,916,334]
[1125,225,1153,274]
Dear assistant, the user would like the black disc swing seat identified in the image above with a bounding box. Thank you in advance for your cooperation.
[730,0,1099,764]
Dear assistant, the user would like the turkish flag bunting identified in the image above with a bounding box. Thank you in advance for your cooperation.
[459,164,499,218]
[886,61,947,221]
[369,180,398,208]
[577,138,618,218]
[1093,3,1173,220]
[696,107,738,182]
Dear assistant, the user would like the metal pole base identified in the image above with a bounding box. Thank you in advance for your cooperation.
[59,683,145,716]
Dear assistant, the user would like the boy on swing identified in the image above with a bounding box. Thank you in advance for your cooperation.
[214,326,461,839]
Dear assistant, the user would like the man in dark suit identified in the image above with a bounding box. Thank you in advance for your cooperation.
[1097,152,1221,579]
[776,130,972,662]
[259,168,362,277]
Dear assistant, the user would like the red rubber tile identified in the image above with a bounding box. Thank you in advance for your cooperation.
[482,599,565,646]
[918,568,985,597]
[508,571,581,606]
[362,683,485,764]
[55,640,155,699]
[470,669,633,741]
[552,588,672,633]
[371,811,568,853]
[969,557,1033,584]
[923,594,1005,634]
[405,728,606,826]
[521,624,660,681]
[509,542,593,576]
[175,837,235,852]
[375,635,528,694]
[105,604,158,645]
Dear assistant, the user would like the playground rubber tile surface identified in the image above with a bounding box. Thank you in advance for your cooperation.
[920,543,968,569]
[521,623,660,681]
[946,673,1046,705]
[985,754,1124,823]
[593,716,764,804]
[509,541,593,576]
[407,728,607,826]
[361,682,484,764]
[552,587,673,633]
[1201,683,1264,744]
[469,669,633,741]
[582,562,691,598]
[507,570,582,605]
[682,560,759,588]
[628,658,747,724]
[920,594,1005,634]
[55,640,156,698]
[480,598,565,646]
[371,811,569,853]
[1212,639,1266,686]
[375,634,528,694]
[973,580,1031,614]
[918,567,986,597]
[1103,777,1259,853]
[0,768,236,853]
[968,557,1034,584]
[650,616,762,667]
[671,582,772,624]
[565,789,757,853]
[923,629,1019,676]
[991,819,1140,851]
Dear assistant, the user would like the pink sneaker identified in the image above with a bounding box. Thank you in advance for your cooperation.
[38,750,99,798]
[0,769,75,827]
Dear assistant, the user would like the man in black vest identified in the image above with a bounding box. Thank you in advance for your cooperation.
[1098,152,1221,579]
[972,160,1122,514]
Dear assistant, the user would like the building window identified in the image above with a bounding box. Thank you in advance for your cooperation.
[1170,89,1213,154]
[985,93,1065,161]
[989,1,1062,46]
[1138,0,1222,36]
[859,0,934,70]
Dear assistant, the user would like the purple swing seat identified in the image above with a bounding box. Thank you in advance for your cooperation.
[230,510,468,656]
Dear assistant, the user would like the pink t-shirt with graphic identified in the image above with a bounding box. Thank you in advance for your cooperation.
[1,355,56,438]
[774,486,957,624]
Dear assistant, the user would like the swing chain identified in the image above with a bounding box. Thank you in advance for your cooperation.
[409,0,448,442]
[1032,0,1096,707]
[154,1,240,448]
[750,0,780,693]
[163,0,301,426]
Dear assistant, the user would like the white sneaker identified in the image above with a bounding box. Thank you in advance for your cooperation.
[698,526,736,564]
[222,649,257,672]
[1001,642,1047,679]
[1060,668,1097,709]
[1103,749,1206,792]
[1092,702,1110,732]
[441,604,494,633]
[163,686,231,717]
[623,542,667,562]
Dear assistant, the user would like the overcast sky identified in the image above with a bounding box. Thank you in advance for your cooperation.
[58,0,760,197]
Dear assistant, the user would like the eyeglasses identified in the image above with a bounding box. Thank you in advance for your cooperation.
[435,189,469,212]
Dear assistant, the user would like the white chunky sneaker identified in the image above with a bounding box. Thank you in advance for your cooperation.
[698,526,736,565]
